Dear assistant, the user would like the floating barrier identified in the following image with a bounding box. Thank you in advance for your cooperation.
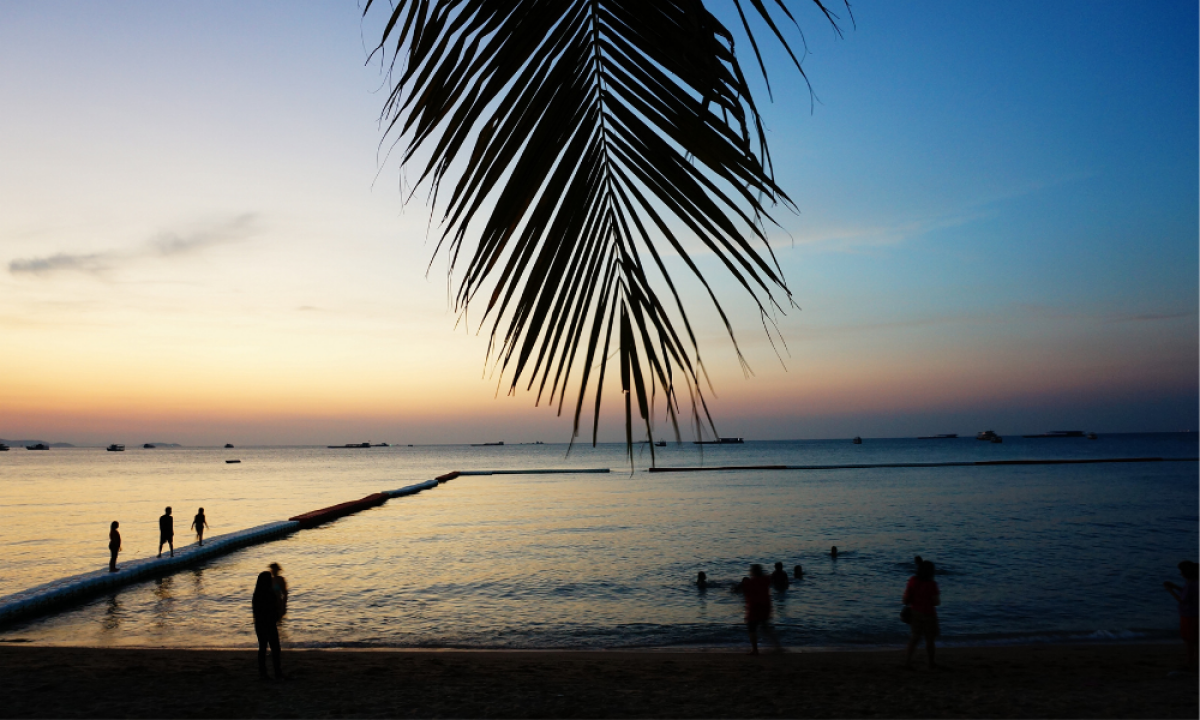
[0,467,610,628]
[648,457,1199,473]
[383,479,439,498]
[288,493,388,529]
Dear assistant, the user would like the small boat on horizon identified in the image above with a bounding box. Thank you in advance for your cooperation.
[694,437,744,445]
[654,441,667,447]
[852,436,862,444]
[918,434,958,440]
[328,442,372,449]
[226,459,241,464]
[106,444,125,452]
[143,443,156,449]
[0,443,9,451]
[26,443,49,450]
[471,441,505,446]
[1022,430,1087,439]
[224,443,234,449]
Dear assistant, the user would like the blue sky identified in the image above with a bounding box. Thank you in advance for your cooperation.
[0,1,1195,444]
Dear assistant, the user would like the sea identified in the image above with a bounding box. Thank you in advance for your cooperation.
[0,433,1195,650]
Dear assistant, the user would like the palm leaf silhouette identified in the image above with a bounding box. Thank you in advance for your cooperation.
[366,0,846,461]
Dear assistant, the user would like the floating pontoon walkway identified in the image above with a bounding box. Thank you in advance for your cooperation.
[648,457,1199,472]
[0,468,608,627]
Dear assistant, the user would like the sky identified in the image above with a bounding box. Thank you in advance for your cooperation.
[0,1,1195,446]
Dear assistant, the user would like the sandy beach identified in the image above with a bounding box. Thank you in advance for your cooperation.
[0,643,1193,718]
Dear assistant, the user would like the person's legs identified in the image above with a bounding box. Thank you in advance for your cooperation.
[925,635,937,668]
[257,633,269,678]
[167,538,174,557]
[747,621,760,655]
[157,539,164,558]
[905,636,918,667]
[269,631,283,679]
[109,549,118,572]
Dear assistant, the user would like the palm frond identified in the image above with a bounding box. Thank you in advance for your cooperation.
[365,0,845,461]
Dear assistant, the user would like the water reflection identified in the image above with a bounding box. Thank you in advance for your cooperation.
[101,595,122,632]
[152,575,175,627]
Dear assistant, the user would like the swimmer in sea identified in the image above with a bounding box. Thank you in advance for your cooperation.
[696,571,709,590]
[830,546,838,559]
[793,564,804,580]
[770,561,790,590]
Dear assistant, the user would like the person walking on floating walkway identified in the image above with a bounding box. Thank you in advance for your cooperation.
[108,521,121,572]
[252,571,284,680]
[157,507,174,558]
[191,508,209,546]
[903,560,941,670]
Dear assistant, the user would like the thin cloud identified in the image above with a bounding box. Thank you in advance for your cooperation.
[8,213,258,277]
[9,252,110,276]
[150,213,256,256]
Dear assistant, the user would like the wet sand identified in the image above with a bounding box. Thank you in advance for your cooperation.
[0,643,1194,718]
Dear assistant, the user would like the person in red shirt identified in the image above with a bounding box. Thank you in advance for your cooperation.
[903,560,940,669]
[741,564,779,654]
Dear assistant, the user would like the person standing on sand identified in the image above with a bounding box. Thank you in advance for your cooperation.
[903,560,940,669]
[1163,560,1198,669]
[742,564,779,654]
[252,571,284,680]
[269,563,289,616]
[157,507,174,558]
[108,521,121,572]
[191,508,209,546]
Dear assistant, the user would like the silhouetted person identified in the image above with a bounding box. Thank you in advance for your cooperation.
[157,507,174,558]
[108,521,121,572]
[742,564,779,654]
[696,571,709,590]
[904,560,941,669]
[191,508,209,546]
[252,571,283,680]
[1164,560,1198,669]
[269,562,289,616]
[770,561,790,590]
[793,564,804,580]
[830,546,838,559]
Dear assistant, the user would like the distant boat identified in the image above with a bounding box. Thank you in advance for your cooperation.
[1022,431,1087,439]
[106,444,125,452]
[694,437,744,445]
[373,443,389,447]
[143,443,156,449]
[852,436,862,445]
[918,434,958,440]
[226,459,241,464]
[1087,432,1098,440]
[654,441,667,447]
[0,443,9,451]
[471,441,505,446]
[328,442,372,449]
[976,430,999,441]
[224,443,234,449]
[26,443,49,450]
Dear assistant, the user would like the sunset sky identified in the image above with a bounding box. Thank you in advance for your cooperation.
[1,1,1195,446]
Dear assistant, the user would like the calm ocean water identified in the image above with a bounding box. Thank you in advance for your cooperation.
[0,433,1195,650]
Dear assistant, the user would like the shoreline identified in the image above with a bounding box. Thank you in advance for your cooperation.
[0,642,1194,718]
